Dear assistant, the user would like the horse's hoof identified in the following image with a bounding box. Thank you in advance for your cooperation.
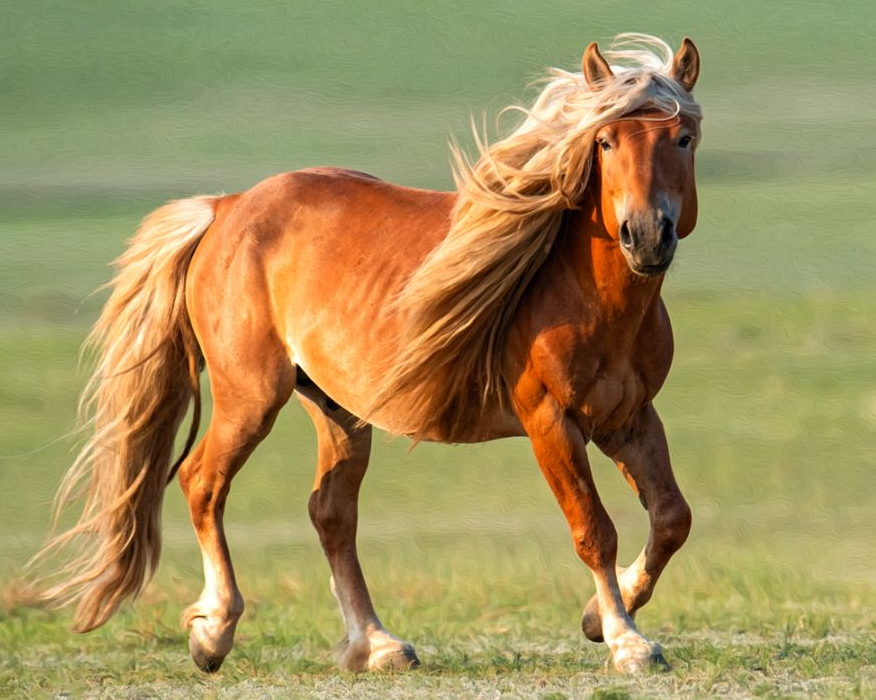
[606,652,672,676]
[186,614,235,674]
[581,599,604,643]
[189,635,226,673]
[611,636,669,674]
[368,643,421,671]
[615,649,671,674]
[336,633,420,672]
[649,651,671,672]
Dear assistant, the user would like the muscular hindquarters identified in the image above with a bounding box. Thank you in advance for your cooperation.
[189,169,454,429]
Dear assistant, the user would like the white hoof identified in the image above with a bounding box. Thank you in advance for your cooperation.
[182,602,241,674]
[610,633,670,674]
[335,631,420,672]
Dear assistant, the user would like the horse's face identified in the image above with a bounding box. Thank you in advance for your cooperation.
[583,38,700,277]
[594,111,699,276]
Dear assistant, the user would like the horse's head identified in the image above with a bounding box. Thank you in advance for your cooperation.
[584,38,700,277]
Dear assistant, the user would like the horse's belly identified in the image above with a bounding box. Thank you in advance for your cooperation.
[290,331,525,443]
[282,286,524,441]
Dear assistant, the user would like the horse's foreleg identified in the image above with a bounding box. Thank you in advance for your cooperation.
[518,395,667,673]
[582,404,692,644]
[178,360,294,673]
[298,394,419,672]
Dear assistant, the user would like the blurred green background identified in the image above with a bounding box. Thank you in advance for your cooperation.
[2,1,876,697]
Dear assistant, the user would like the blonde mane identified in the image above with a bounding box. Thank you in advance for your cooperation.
[370,34,703,442]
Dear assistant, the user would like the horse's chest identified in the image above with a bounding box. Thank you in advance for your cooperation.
[578,364,650,432]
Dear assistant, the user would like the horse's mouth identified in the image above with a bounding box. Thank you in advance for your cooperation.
[628,259,673,277]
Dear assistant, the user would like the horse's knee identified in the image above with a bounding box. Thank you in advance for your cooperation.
[307,490,333,533]
[572,517,619,571]
[655,497,692,554]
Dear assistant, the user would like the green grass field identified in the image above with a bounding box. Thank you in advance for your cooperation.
[3,1,876,698]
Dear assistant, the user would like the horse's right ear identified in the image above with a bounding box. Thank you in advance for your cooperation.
[583,43,613,89]
[672,37,700,91]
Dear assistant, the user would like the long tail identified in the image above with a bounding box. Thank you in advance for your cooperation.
[29,196,217,632]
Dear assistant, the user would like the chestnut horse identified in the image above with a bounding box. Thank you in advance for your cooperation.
[34,35,702,674]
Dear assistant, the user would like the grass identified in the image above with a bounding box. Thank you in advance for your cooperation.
[3,0,876,698]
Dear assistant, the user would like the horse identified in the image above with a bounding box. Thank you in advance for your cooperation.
[32,34,702,674]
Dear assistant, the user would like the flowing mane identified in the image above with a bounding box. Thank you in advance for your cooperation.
[367,34,703,442]
[32,33,705,675]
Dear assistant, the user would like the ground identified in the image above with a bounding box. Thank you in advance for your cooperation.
[2,1,876,698]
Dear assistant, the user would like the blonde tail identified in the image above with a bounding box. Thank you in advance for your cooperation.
[30,196,217,631]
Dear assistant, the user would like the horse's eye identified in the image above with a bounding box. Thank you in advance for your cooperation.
[678,135,693,149]
[596,138,611,152]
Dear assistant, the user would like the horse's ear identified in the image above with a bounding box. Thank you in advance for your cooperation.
[672,37,700,91]
[583,42,613,89]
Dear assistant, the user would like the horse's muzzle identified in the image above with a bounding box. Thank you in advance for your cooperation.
[619,216,678,277]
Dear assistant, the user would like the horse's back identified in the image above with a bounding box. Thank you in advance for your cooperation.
[203,167,451,252]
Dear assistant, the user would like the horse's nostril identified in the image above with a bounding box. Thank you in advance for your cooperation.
[660,217,676,249]
[619,221,633,249]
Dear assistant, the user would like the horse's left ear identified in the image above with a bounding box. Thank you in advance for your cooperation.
[672,37,700,91]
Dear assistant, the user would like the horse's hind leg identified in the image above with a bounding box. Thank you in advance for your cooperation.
[178,343,295,672]
[297,392,420,671]
[583,404,692,643]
